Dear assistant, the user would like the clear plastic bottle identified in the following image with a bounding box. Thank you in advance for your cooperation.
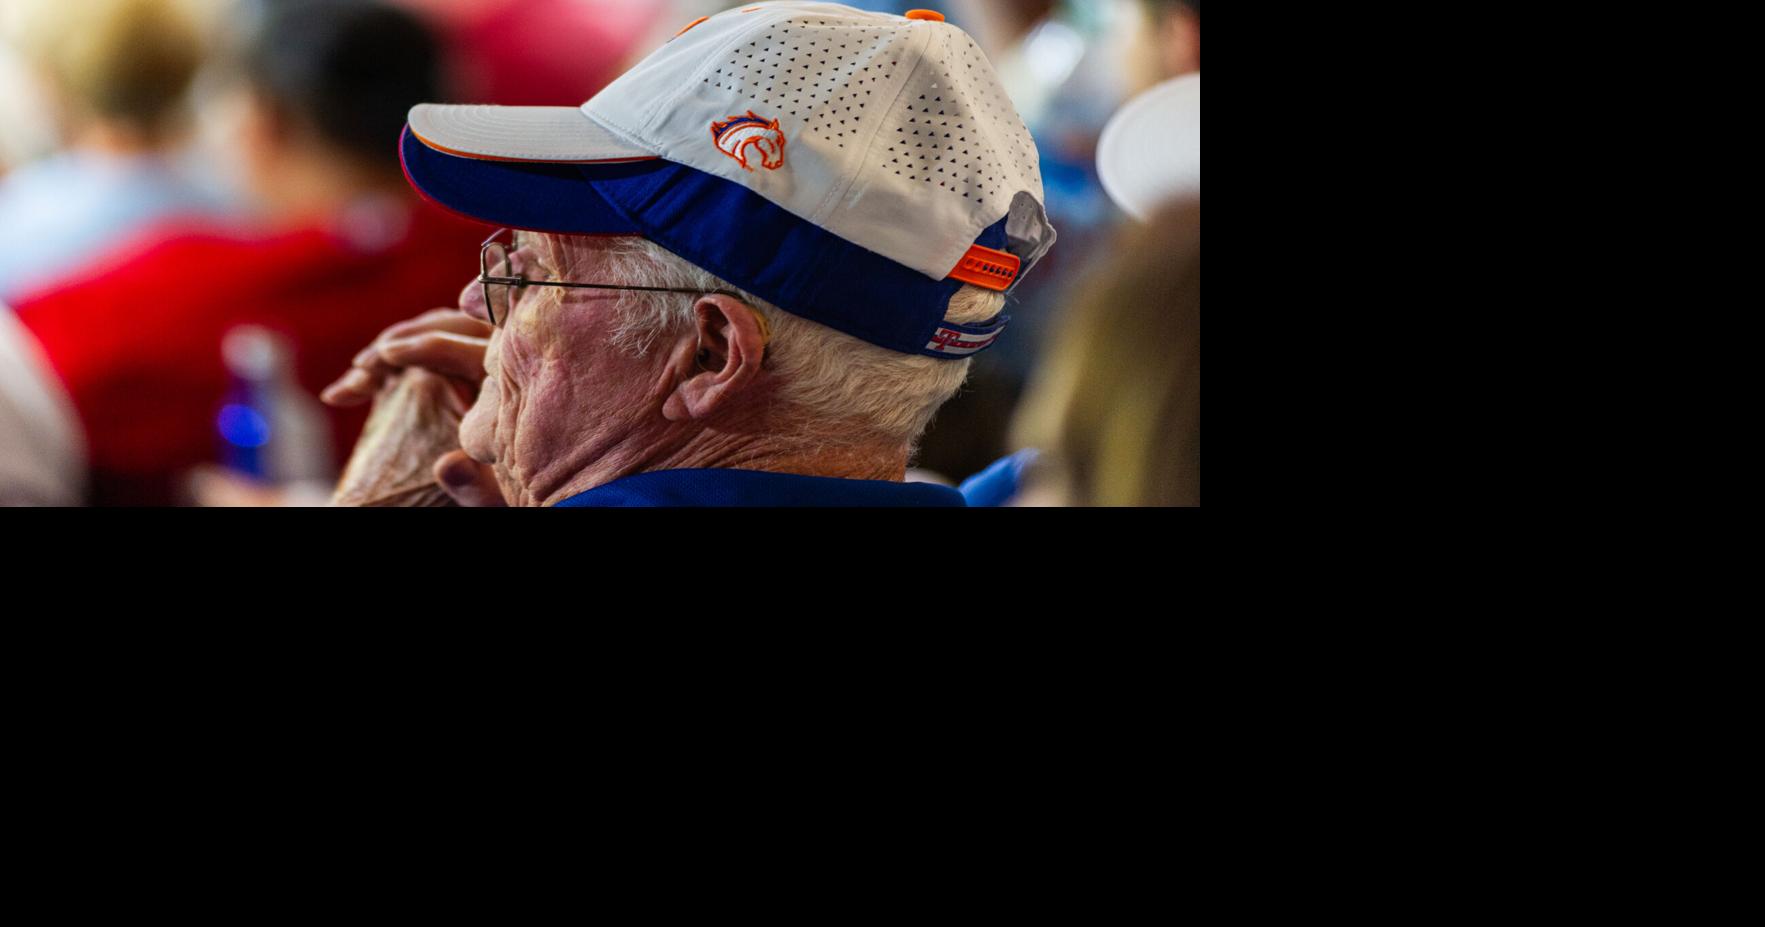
[216,325,333,490]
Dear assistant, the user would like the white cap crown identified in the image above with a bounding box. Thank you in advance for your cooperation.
[581,2,1054,282]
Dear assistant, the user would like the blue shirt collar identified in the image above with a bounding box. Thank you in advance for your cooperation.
[554,468,966,507]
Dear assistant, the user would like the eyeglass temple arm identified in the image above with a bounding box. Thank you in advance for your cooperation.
[478,276,739,298]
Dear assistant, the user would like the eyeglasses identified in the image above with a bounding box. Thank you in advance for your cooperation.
[478,228,736,327]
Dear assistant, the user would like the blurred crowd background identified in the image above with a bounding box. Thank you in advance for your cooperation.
[0,0,1198,506]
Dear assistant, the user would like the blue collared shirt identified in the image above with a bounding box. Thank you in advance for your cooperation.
[554,468,966,507]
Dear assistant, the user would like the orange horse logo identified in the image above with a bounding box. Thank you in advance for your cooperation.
[710,112,786,172]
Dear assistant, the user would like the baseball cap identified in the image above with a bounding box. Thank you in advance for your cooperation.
[1097,73,1200,221]
[399,1,1055,359]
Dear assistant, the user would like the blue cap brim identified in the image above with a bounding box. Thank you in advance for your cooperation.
[400,125,647,235]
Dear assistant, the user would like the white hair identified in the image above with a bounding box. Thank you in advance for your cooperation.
[539,234,1004,448]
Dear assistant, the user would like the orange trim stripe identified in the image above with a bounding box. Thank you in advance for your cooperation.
[947,244,1020,291]
[674,15,709,37]
[408,125,660,165]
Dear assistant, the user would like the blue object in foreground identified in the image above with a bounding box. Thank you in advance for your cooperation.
[958,449,1041,507]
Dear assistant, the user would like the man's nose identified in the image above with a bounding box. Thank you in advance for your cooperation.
[459,276,492,325]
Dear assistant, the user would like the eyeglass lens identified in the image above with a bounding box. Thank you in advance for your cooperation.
[482,240,516,325]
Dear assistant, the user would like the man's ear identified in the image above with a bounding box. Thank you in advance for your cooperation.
[661,294,768,422]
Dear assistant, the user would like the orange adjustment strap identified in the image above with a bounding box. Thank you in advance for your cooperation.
[948,244,1020,291]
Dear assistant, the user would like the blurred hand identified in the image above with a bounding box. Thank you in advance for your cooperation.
[188,466,333,507]
[323,309,504,506]
[321,308,492,407]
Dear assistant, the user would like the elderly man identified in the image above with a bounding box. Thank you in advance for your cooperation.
[323,2,1055,507]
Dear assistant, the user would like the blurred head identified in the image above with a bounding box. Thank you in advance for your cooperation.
[1128,0,1200,93]
[219,0,442,209]
[388,0,664,106]
[456,232,1003,503]
[1012,199,1200,506]
[8,0,204,146]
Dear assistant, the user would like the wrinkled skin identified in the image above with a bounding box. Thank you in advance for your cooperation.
[454,242,673,506]
[323,234,908,506]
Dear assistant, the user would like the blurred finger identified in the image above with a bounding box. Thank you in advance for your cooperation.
[187,465,291,507]
[352,317,470,372]
[325,309,492,405]
[378,332,490,384]
[383,308,492,341]
[320,367,378,407]
[434,450,506,507]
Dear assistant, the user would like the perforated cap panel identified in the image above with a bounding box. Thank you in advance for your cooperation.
[581,1,1054,284]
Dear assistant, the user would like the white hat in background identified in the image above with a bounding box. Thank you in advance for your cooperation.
[1097,72,1199,220]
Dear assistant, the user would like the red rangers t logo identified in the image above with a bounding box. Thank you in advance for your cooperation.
[927,327,1000,355]
[710,111,786,172]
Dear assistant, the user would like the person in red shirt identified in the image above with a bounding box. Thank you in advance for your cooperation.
[12,0,489,504]
[392,0,666,107]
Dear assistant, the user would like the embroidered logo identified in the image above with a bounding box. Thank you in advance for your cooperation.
[926,327,1001,356]
[710,111,786,172]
